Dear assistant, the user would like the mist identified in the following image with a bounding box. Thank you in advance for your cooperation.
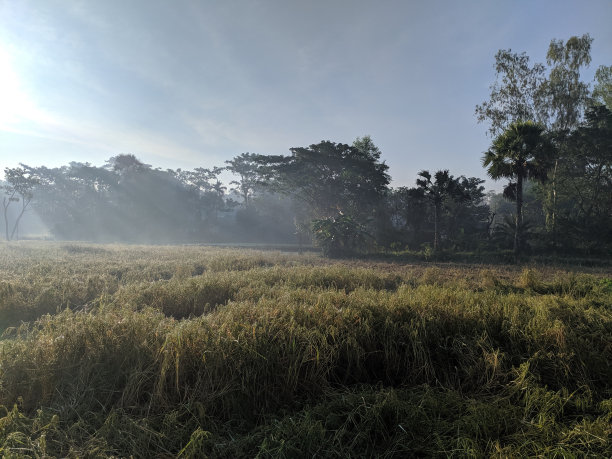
[4,129,610,259]
[2,155,298,246]
[1,202,49,240]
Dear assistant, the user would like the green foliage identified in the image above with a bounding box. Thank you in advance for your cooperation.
[483,121,554,184]
[483,121,555,257]
[475,49,549,136]
[593,65,612,109]
[545,34,593,131]
[311,214,373,257]
[415,170,468,251]
[261,139,390,220]
[478,35,610,257]
[386,173,489,252]
[491,214,535,253]
[551,105,612,253]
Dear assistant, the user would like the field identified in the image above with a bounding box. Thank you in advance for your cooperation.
[0,242,610,457]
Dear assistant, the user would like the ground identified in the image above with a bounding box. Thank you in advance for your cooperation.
[0,242,610,457]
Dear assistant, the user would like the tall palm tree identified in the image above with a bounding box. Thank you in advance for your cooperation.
[483,121,554,257]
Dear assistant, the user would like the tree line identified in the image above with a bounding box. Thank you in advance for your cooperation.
[2,34,610,259]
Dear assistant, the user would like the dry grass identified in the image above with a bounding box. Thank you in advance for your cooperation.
[0,241,610,457]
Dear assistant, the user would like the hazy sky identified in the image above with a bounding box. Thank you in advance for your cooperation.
[1,0,610,190]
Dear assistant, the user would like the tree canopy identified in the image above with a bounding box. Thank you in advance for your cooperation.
[262,138,390,220]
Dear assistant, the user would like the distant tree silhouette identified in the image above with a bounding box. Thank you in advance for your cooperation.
[105,154,151,174]
[415,170,466,251]
[1,166,39,240]
[225,153,271,208]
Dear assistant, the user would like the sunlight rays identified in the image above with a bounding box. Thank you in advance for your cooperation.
[0,46,36,129]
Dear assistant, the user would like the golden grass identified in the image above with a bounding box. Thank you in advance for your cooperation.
[0,242,610,457]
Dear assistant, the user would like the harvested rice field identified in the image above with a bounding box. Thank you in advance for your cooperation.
[0,242,610,457]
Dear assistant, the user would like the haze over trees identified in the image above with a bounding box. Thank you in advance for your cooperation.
[1,167,39,241]
[1,34,610,259]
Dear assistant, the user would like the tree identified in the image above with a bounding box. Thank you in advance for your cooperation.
[545,34,593,132]
[385,186,429,249]
[476,36,595,136]
[482,121,555,257]
[255,139,389,255]
[475,49,549,136]
[592,65,612,109]
[178,167,226,221]
[311,213,372,257]
[554,105,612,252]
[445,176,490,249]
[225,153,272,208]
[415,170,466,251]
[1,166,39,241]
[488,181,546,248]
[543,35,593,244]
[22,163,121,240]
[105,154,151,174]
[477,36,599,249]
[30,156,201,242]
[178,167,224,194]
[352,135,382,162]
[265,140,390,219]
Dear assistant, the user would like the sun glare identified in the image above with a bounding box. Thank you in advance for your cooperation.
[0,46,35,128]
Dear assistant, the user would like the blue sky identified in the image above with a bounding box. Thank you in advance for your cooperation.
[0,0,610,190]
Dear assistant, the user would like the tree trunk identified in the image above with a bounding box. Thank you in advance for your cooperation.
[297,230,303,254]
[3,197,10,241]
[551,159,558,251]
[433,204,439,251]
[10,198,30,241]
[514,174,523,259]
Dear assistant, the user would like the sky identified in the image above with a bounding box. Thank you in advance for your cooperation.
[0,0,611,191]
